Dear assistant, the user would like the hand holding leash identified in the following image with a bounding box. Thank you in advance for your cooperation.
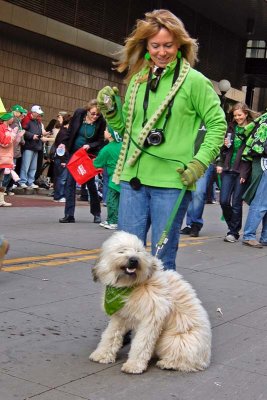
[177,159,206,186]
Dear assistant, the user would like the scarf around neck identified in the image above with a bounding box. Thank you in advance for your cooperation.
[112,58,190,184]
[104,285,134,316]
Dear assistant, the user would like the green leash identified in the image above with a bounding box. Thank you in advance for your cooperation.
[155,187,187,257]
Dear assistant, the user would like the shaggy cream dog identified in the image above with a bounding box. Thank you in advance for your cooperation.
[89,231,211,374]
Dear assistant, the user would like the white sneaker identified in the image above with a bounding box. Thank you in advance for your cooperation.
[58,197,66,203]
[20,183,28,188]
[28,184,39,189]
[99,220,108,228]
[104,223,118,230]
[224,234,237,243]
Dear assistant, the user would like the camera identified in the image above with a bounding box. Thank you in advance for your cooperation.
[145,129,165,146]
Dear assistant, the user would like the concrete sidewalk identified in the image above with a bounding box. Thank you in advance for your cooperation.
[0,199,267,400]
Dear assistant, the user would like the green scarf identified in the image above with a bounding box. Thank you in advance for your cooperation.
[104,285,134,316]
[112,58,190,184]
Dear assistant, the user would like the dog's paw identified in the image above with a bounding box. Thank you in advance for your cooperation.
[89,350,116,364]
[121,360,147,374]
[156,359,174,370]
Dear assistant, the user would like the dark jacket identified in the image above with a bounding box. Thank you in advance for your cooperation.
[21,113,43,152]
[62,108,106,155]
[217,123,251,180]
[54,126,69,163]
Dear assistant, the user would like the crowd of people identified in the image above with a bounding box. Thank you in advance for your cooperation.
[1,9,267,272]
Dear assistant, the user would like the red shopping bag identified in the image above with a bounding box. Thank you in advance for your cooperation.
[66,148,102,185]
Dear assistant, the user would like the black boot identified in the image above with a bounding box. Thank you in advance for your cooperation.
[190,223,201,237]
[59,215,75,223]
[180,226,191,235]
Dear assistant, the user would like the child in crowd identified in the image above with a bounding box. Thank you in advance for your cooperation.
[3,104,26,194]
[93,125,122,229]
[0,112,17,207]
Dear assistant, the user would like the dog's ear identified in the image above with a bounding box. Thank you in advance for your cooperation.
[91,265,99,282]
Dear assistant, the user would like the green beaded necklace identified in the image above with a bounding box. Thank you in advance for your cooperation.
[82,120,95,139]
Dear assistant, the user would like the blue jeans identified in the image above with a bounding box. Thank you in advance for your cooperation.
[118,182,191,270]
[53,158,68,200]
[243,170,267,243]
[219,171,247,238]
[186,164,214,228]
[20,150,38,185]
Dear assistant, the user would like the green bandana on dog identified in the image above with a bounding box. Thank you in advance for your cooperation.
[104,285,134,316]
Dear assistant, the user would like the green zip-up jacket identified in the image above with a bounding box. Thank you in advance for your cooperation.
[108,60,226,190]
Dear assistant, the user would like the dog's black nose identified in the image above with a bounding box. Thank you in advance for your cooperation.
[128,257,138,268]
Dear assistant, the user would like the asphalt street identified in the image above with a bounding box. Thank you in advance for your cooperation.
[0,194,267,400]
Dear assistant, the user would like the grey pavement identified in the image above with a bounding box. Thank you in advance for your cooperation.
[0,197,267,400]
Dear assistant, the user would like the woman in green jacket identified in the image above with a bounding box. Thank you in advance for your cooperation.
[97,9,226,270]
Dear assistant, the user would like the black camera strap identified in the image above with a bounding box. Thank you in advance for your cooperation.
[142,59,181,129]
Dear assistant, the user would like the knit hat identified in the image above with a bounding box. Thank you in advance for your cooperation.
[11,104,27,114]
[107,125,122,142]
[0,112,14,121]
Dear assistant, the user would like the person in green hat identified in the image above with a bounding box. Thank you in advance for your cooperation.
[11,105,27,141]
[2,105,27,194]
[11,104,27,115]
[0,112,16,206]
[93,125,122,229]
[11,104,27,134]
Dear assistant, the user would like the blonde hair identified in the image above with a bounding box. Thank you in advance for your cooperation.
[230,102,258,123]
[114,9,198,81]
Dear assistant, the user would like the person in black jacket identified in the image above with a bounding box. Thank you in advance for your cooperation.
[53,114,72,202]
[20,105,47,189]
[59,100,106,223]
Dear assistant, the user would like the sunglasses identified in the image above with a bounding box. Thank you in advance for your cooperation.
[90,112,100,116]
[150,67,164,92]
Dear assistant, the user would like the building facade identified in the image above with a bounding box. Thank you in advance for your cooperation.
[0,0,254,123]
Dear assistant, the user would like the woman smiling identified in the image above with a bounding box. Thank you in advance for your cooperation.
[59,100,106,224]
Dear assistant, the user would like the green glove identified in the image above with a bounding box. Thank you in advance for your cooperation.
[97,86,119,117]
[177,159,206,186]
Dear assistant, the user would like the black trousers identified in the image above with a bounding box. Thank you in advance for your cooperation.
[64,170,101,217]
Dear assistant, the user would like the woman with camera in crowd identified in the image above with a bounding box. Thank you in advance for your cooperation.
[97,9,226,270]
[59,100,106,223]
